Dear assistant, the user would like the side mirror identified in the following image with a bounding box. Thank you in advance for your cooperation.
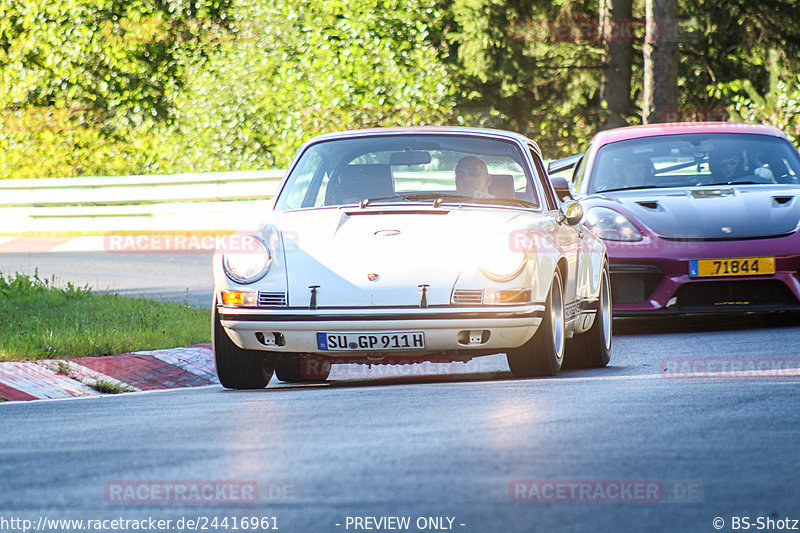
[547,154,583,175]
[550,176,574,201]
[558,200,583,226]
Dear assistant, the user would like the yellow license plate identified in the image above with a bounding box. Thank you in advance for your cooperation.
[689,257,776,277]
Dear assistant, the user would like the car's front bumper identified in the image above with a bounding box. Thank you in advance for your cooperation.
[606,233,800,315]
[218,304,545,357]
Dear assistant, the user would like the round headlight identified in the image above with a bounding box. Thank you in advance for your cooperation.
[584,207,643,242]
[480,242,528,282]
[222,235,272,284]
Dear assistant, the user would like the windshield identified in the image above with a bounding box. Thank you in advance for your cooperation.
[275,134,540,210]
[585,132,800,194]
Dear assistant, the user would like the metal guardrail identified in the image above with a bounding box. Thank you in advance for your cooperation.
[0,170,285,234]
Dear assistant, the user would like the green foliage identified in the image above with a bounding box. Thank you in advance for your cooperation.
[727,76,800,146]
[0,0,233,178]
[2,0,800,174]
[0,0,456,176]
[0,0,233,116]
[676,0,800,120]
[89,379,135,394]
[169,0,457,169]
[0,269,90,298]
[444,0,601,157]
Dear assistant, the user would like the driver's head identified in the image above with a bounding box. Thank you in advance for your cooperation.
[455,156,490,196]
[711,150,742,179]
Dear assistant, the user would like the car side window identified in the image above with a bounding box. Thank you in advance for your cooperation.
[310,170,333,207]
[572,150,589,191]
[277,151,324,210]
[529,147,559,210]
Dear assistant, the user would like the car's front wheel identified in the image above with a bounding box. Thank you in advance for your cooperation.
[213,304,276,389]
[507,270,565,378]
[275,356,332,383]
[564,262,612,369]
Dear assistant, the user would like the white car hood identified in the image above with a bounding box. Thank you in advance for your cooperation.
[276,207,523,307]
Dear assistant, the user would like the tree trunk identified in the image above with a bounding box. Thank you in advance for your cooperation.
[599,0,633,130]
[643,0,678,124]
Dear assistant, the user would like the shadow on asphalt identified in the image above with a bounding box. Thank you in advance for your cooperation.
[215,312,800,392]
[239,366,636,391]
[613,311,800,336]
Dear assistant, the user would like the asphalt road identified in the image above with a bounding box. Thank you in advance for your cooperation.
[2,252,800,532]
[0,252,214,308]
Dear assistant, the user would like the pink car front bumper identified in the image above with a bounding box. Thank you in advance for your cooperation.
[605,232,800,315]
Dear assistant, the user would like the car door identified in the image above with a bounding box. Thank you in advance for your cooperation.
[529,146,583,315]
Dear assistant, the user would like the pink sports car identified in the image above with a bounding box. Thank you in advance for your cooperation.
[554,122,800,315]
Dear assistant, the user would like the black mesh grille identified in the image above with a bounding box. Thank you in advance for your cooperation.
[610,265,663,304]
[674,281,799,309]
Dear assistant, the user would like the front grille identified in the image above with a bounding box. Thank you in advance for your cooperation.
[452,290,483,305]
[674,280,799,309]
[609,265,663,304]
[258,291,287,307]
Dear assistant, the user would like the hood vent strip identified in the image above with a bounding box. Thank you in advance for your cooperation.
[660,231,795,242]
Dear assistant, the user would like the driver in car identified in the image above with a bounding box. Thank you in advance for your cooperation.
[455,156,493,198]
[711,152,744,181]
[709,150,774,183]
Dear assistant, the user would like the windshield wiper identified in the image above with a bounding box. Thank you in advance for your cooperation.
[482,197,538,208]
[403,192,535,208]
[699,180,761,186]
[600,185,664,193]
[359,192,534,208]
[359,195,409,207]
[358,192,473,207]
[398,192,475,202]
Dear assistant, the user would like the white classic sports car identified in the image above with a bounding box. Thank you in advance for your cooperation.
[212,127,611,388]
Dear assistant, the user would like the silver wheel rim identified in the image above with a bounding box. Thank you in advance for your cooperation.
[551,276,565,362]
[600,267,612,350]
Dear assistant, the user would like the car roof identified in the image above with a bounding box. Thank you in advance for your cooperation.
[591,122,790,146]
[304,126,542,157]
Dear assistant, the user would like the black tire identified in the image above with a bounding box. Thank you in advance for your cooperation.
[213,304,275,389]
[275,356,332,383]
[507,270,566,378]
[564,262,612,369]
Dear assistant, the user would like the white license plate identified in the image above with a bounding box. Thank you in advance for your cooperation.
[316,331,426,351]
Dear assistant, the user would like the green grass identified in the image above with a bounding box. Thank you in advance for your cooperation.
[89,379,137,394]
[0,271,211,361]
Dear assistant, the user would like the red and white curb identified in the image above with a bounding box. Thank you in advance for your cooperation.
[0,344,217,403]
